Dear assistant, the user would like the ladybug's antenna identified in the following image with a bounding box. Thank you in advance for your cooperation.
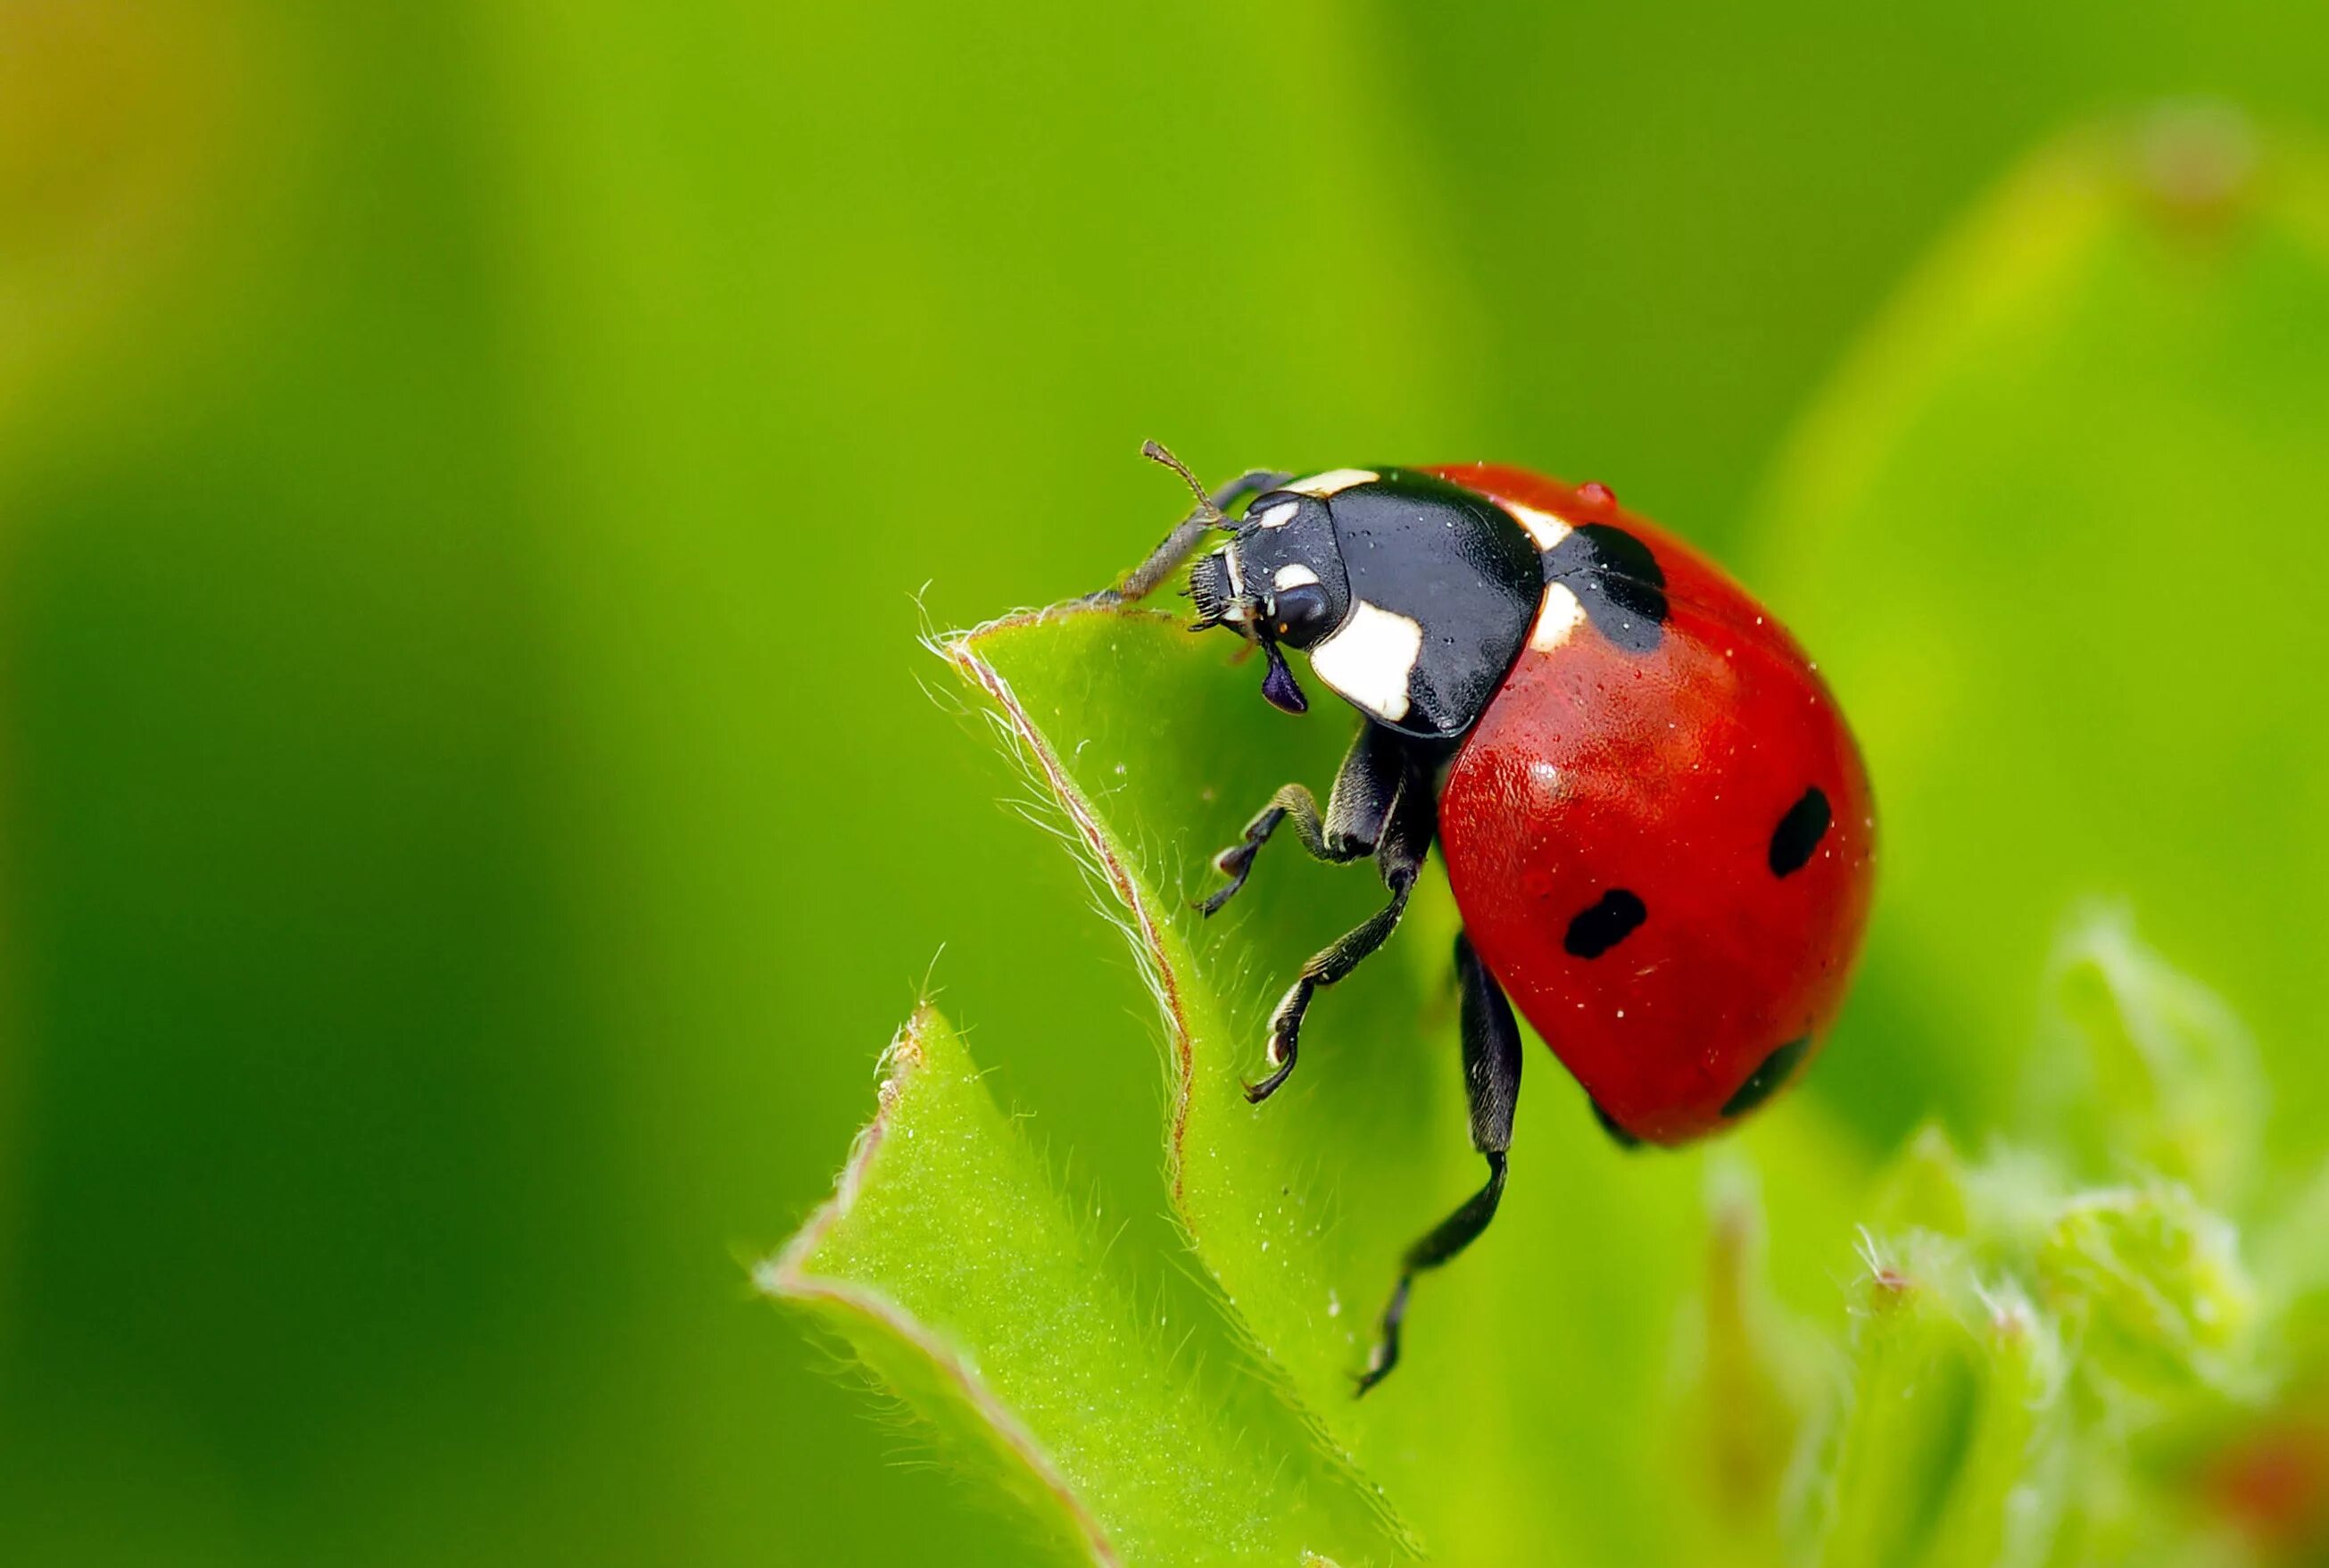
[1142,440,1227,529]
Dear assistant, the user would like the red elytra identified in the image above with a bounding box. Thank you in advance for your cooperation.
[1422,463,1877,1145]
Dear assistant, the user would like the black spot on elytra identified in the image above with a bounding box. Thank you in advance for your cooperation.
[1768,787,1832,877]
[1543,523,1668,653]
[1589,1098,1642,1149]
[1563,888,1646,958]
[1722,1036,1811,1118]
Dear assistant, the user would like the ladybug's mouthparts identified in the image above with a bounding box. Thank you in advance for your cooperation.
[1258,642,1307,713]
[1187,549,1252,634]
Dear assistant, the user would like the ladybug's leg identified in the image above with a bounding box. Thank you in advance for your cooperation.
[1200,724,1403,917]
[1357,933,1521,1395]
[1244,759,1431,1103]
[1094,469,1292,604]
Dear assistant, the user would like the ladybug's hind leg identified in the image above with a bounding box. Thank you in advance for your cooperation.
[1201,723,1405,918]
[1357,933,1521,1396]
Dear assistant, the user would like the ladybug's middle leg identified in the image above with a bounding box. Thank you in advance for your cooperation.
[1244,751,1433,1103]
[1356,932,1522,1395]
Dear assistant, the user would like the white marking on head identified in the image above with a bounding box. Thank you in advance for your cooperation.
[1529,582,1587,651]
[1253,501,1300,529]
[1272,563,1320,590]
[1222,542,1246,598]
[1285,468,1378,497]
[1306,600,1421,723]
[1505,501,1572,550]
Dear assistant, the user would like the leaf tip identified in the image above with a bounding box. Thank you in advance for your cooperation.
[758,1007,948,1305]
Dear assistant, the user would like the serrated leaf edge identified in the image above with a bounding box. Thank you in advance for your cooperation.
[758,1005,1127,1568]
[935,603,1425,1556]
[936,604,1200,1204]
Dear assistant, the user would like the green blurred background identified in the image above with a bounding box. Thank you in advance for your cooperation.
[5,3,2329,1564]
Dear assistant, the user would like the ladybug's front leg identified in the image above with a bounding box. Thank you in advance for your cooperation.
[1091,464,1292,604]
[1200,723,1405,918]
[1245,755,1433,1103]
[1357,933,1522,1395]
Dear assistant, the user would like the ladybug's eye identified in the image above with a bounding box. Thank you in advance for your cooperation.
[1269,582,1334,649]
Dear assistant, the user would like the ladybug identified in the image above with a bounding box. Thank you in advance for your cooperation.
[1107,444,1876,1392]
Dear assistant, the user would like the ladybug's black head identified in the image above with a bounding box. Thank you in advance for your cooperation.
[1171,458,1546,739]
[1187,486,1355,715]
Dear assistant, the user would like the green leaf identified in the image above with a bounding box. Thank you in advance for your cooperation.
[1747,109,2329,1152]
[2034,908,2265,1208]
[941,602,1874,1563]
[761,1006,1400,1567]
[1807,1232,2068,1568]
[1821,1080,2276,1567]
[2036,1182,2258,1403]
[1665,1161,1829,1568]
